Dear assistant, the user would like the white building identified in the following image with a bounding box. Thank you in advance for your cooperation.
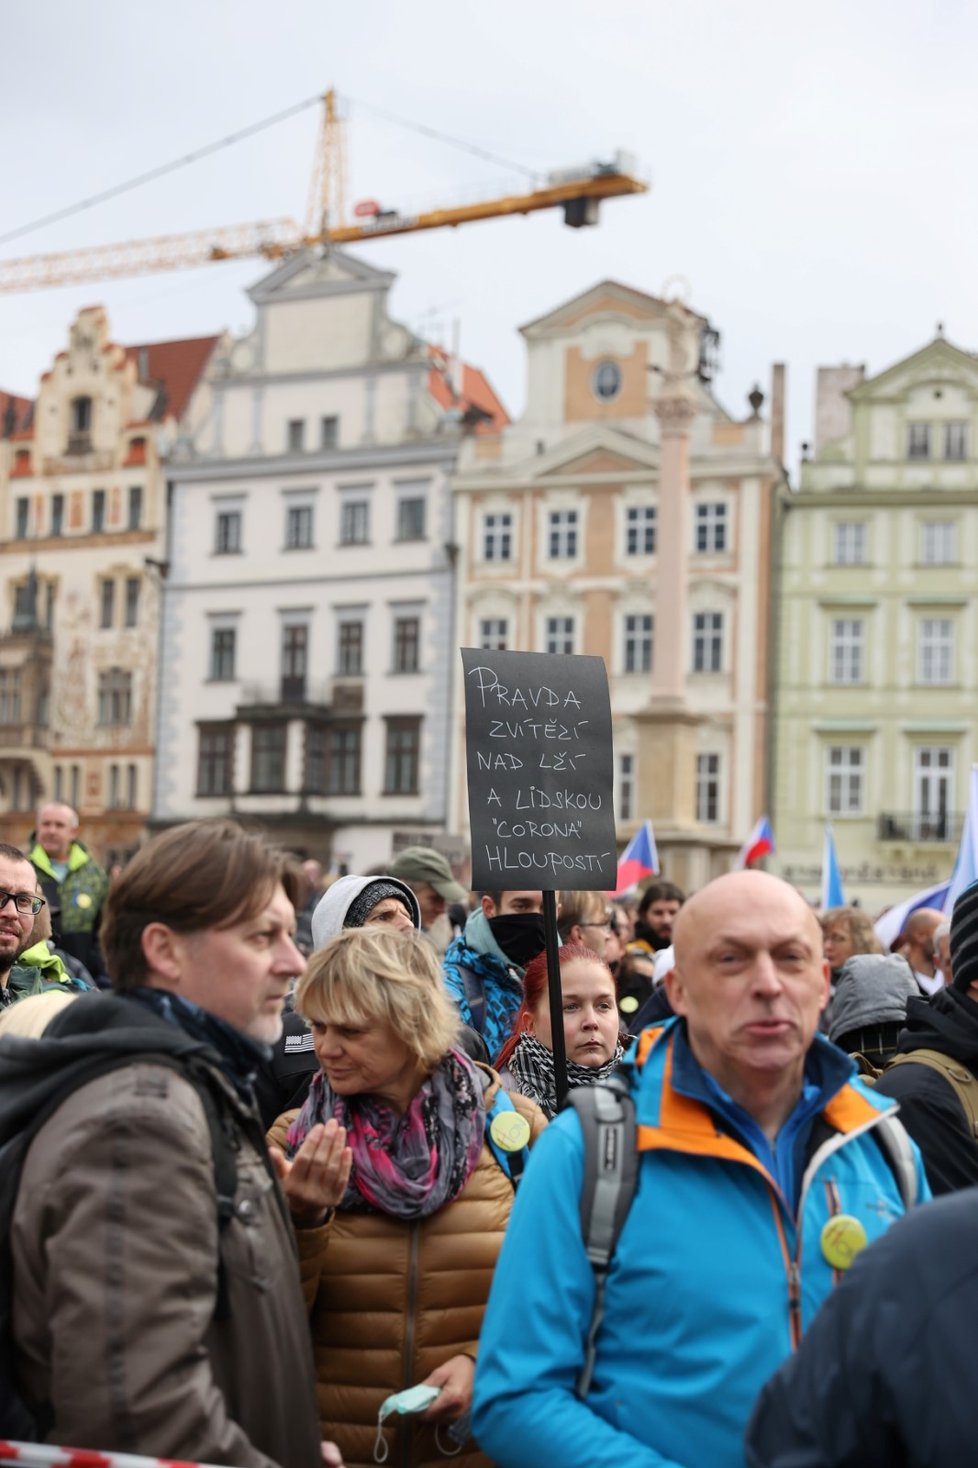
[154,248,506,870]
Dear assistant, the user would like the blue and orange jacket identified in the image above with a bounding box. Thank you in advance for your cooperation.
[473,1018,930,1468]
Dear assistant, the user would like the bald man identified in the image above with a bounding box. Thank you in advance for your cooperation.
[899,906,946,995]
[29,803,109,980]
[474,871,927,1468]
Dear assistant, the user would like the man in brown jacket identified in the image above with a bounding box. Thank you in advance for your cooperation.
[6,819,331,1467]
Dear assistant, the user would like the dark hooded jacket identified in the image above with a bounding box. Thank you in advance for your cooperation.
[1,992,322,1466]
[746,1187,978,1468]
[874,988,978,1195]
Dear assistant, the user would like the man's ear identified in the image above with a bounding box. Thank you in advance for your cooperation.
[481,895,497,919]
[818,958,832,1013]
[664,965,685,1016]
[140,922,185,987]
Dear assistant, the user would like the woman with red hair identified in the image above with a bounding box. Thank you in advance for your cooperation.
[495,942,625,1118]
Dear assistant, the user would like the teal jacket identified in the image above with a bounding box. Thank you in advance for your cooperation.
[473,1019,930,1468]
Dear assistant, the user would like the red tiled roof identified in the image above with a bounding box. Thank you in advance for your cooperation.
[123,335,220,422]
[0,389,32,437]
[427,346,509,433]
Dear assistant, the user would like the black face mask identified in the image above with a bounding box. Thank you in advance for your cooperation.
[488,913,547,968]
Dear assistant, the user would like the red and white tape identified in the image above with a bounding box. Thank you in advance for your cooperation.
[0,1444,230,1468]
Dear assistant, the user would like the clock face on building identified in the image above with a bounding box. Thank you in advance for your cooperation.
[593,359,622,401]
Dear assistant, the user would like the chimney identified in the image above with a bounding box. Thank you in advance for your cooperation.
[814,365,865,454]
[769,363,786,466]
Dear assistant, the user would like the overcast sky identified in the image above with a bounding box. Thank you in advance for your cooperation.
[2,0,976,472]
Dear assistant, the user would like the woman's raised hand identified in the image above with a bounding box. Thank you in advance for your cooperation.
[269,1119,352,1227]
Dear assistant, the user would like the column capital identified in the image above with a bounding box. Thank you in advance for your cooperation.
[653,394,698,437]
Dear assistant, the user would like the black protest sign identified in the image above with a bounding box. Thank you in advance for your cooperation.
[461,648,617,892]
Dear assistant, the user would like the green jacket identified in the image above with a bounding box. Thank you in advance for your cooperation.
[4,941,90,1005]
[29,841,109,938]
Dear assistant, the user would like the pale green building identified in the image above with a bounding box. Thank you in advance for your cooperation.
[773,333,978,909]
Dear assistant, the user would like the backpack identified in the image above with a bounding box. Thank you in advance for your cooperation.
[0,1048,239,1442]
[563,1069,918,1399]
[863,1047,978,1140]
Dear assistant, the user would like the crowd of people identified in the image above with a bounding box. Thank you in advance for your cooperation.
[0,806,974,1467]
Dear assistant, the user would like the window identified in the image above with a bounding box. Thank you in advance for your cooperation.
[97,668,132,726]
[281,624,309,700]
[694,502,727,553]
[337,619,364,676]
[127,763,138,809]
[696,753,721,823]
[907,423,930,459]
[286,504,314,550]
[833,523,866,566]
[100,580,115,629]
[692,612,724,673]
[944,422,967,461]
[393,616,420,674]
[918,617,953,685]
[545,616,575,656]
[623,613,653,673]
[210,627,236,681]
[548,509,578,559]
[320,415,339,449]
[287,419,305,453]
[124,577,140,628]
[625,505,657,556]
[0,670,21,724]
[92,489,105,534]
[70,397,92,433]
[328,725,362,795]
[617,753,635,822]
[250,723,287,792]
[197,725,234,796]
[396,497,427,541]
[914,746,953,839]
[304,724,327,794]
[340,500,369,545]
[15,498,28,538]
[384,717,421,795]
[479,617,509,651]
[108,764,121,810]
[51,494,64,537]
[826,746,864,815]
[829,618,864,684]
[483,512,513,562]
[54,765,63,802]
[69,765,80,810]
[128,485,143,531]
[215,509,242,554]
[593,360,622,401]
[921,521,954,565]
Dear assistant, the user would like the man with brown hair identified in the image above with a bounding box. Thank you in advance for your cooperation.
[2,819,329,1465]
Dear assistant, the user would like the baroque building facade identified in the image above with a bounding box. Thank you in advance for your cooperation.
[451,280,783,892]
[153,248,506,870]
[774,332,978,907]
[0,309,220,862]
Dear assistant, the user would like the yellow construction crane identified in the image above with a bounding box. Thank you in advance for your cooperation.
[0,90,648,294]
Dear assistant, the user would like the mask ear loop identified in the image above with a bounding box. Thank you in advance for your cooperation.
[373,1416,390,1464]
[435,1423,463,1457]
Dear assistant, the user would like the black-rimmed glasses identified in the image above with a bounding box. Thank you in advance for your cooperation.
[0,891,45,916]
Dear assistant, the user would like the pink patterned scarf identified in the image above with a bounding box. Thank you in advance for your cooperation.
[286,1048,485,1219]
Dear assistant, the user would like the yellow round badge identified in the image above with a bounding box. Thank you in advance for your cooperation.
[820,1214,868,1271]
[619,995,639,1014]
[489,1111,531,1153]
[76,893,92,909]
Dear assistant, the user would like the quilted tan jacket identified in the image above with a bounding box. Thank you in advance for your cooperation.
[269,1067,546,1468]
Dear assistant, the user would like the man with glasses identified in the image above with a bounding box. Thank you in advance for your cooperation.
[0,843,87,1006]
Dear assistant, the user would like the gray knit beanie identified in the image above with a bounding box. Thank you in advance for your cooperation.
[951,883,978,993]
[309,874,421,950]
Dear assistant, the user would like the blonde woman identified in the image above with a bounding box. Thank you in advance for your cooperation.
[268,926,546,1468]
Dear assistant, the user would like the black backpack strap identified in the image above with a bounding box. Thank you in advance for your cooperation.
[562,1075,638,1398]
[456,964,486,1035]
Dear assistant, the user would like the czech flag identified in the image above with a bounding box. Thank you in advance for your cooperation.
[821,825,845,909]
[614,820,660,896]
[735,815,776,870]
